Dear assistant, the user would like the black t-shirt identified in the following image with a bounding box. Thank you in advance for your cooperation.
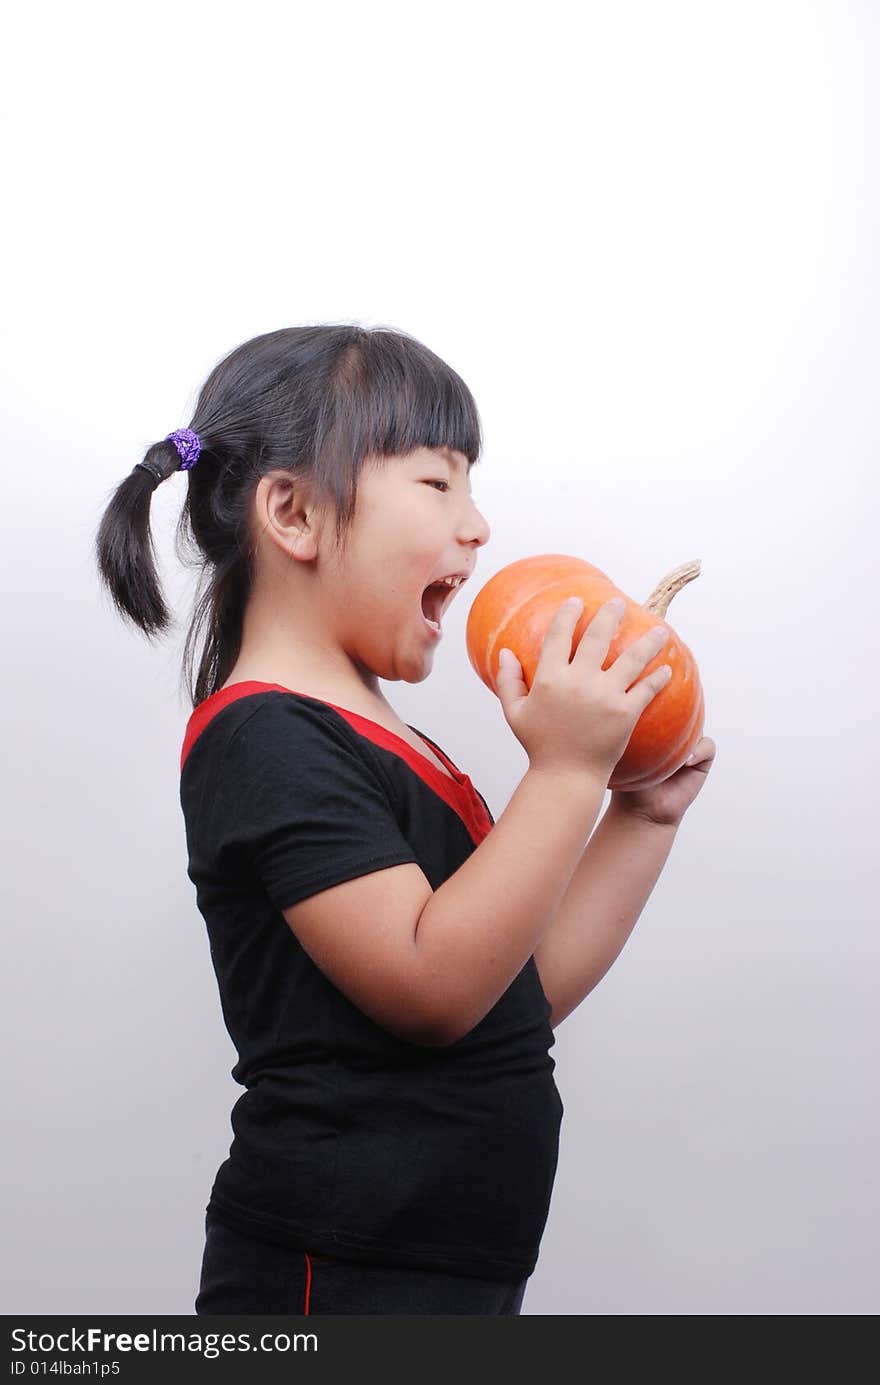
[179,681,563,1281]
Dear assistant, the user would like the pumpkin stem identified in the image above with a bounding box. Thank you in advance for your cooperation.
[643,559,701,618]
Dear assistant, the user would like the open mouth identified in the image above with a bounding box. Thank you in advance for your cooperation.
[419,578,464,635]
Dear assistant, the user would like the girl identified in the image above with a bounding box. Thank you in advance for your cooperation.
[94,324,677,1315]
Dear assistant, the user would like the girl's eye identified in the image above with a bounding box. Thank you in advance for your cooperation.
[425,480,450,492]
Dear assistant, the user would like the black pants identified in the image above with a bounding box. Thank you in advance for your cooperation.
[195,1214,529,1315]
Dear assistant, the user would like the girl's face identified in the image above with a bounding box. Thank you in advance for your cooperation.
[323,446,491,686]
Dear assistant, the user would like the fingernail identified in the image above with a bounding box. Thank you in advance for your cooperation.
[566,596,584,611]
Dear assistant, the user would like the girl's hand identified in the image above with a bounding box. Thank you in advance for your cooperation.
[610,736,717,827]
[495,598,674,784]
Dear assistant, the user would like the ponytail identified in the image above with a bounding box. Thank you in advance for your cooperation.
[94,438,186,639]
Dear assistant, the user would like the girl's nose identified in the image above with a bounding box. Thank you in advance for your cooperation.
[463,497,491,548]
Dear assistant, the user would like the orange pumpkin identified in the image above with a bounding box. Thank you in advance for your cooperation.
[465,555,705,791]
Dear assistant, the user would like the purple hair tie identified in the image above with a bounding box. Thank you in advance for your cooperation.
[165,427,202,469]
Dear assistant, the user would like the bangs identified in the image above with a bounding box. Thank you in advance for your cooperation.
[313,330,482,533]
[351,331,483,465]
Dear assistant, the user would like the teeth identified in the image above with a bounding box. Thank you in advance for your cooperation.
[439,575,464,587]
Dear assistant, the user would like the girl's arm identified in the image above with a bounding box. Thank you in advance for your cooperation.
[283,763,606,1047]
[533,799,679,1027]
[410,764,606,1042]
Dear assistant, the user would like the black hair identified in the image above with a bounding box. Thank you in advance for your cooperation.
[94,323,483,709]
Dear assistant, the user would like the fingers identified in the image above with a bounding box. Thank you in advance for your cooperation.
[535,595,588,671]
[686,736,716,766]
[541,597,671,699]
[571,596,640,673]
[572,600,672,697]
[573,596,626,654]
[495,646,527,704]
[609,621,669,685]
[641,661,673,701]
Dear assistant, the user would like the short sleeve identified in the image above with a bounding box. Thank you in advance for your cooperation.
[209,695,420,912]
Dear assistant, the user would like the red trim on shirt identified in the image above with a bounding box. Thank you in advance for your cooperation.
[180,681,493,845]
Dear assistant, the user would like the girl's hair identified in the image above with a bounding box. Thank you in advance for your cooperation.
[94,324,483,710]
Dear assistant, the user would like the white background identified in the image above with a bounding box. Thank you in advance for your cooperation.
[2,0,877,1314]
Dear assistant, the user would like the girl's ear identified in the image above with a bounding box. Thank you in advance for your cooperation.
[254,473,323,559]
